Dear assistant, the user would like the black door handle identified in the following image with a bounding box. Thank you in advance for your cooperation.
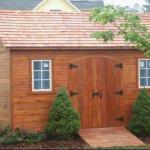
[92,91,102,98]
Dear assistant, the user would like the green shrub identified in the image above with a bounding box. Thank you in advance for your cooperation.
[0,126,45,145]
[24,132,45,144]
[128,88,150,136]
[45,87,80,140]
[0,125,12,137]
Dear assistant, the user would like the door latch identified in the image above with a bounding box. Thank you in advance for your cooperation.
[70,91,78,97]
[92,91,102,98]
[115,116,124,122]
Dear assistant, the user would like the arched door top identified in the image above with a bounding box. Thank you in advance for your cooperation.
[70,55,121,63]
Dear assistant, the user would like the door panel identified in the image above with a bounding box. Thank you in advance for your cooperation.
[69,57,122,128]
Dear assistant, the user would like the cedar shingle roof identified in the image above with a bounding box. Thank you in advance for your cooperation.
[0,0,42,10]
[0,11,149,49]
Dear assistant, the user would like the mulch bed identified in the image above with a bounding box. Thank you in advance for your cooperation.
[0,136,149,149]
[0,138,90,149]
[140,137,150,144]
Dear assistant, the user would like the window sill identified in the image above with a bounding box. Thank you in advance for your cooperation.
[28,91,56,95]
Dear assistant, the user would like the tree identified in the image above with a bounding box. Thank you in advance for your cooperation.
[143,0,150,12]
[45,87,80,140]
[90,5,150,56]
[128,89,150,136]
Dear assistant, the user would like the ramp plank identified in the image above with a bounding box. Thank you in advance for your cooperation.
[79,127,145,148]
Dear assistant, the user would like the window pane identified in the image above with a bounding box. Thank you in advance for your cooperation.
[148,78,150,86]
[42,80,50,89]
[140,60,146,68]
[140,78,147,87]
[34,61,41,70]
[148,69,150,77]
[42,71,50,79]
[148,60,150,68]
[140,69,146,77]
[34,80,41,89]
[42,61,49,70]
[34,71,41,79]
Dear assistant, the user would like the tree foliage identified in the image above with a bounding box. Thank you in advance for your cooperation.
[143,0,150,12]
[90,6,150,56]
[45,87,80,140]
[128,89,150,136]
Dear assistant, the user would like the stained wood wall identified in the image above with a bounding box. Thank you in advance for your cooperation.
[0,43,11,125]
[11,49,145,130]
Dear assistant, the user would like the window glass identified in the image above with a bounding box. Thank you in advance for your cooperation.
[34,80,41,90]
[140,69,146,77]
[140,60,146,68]
[42,80,50,89]
[139,59,150,88]
[32,60,52,91]
[140,78,147,86]
[42,71,50,79]
[34,71,41,80]
[147,60,150,68]
[34,61,41,70]
[42,61,49,70]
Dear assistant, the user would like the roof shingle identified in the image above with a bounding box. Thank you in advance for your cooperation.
[70,0,104,10]
[0,0,42,10]
[0,11,149,49]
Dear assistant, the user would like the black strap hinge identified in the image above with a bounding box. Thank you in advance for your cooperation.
[115,90,123,96]
[69,63,78,69]
[115,63,123,69]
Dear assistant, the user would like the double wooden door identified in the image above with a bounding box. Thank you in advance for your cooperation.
[69,57,123,128]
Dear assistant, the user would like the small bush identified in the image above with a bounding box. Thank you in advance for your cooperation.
[45,87,80,140]
[128,88,150,136]
[0,126,45,145]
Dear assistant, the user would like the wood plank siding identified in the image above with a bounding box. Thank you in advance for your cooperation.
[0,43,11,125]
[11,49,145,130]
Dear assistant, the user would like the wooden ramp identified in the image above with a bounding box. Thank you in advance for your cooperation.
[79,127,145,148]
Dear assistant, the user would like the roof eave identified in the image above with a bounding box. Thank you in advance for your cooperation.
[7,46,137,50]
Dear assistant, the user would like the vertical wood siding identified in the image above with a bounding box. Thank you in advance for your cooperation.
[11,49,146,130]
[0,44,11,125]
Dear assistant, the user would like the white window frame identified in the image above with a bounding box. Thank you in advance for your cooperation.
[32,60,52,92]
[138,59,150,89]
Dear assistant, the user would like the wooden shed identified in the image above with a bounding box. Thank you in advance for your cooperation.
[0,11,149,130]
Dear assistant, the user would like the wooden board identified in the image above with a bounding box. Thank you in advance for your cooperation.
[11,49,147,130]
[0,43,11,125]
[69,57,123,128]
[79,127,145,148]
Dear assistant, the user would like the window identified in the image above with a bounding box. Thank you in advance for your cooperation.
[49,9,61,11]
[32,60,52,91]
[139,59,150,88]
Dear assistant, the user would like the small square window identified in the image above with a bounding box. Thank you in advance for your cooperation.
[139,59,150,88]
[32,60,52,91]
